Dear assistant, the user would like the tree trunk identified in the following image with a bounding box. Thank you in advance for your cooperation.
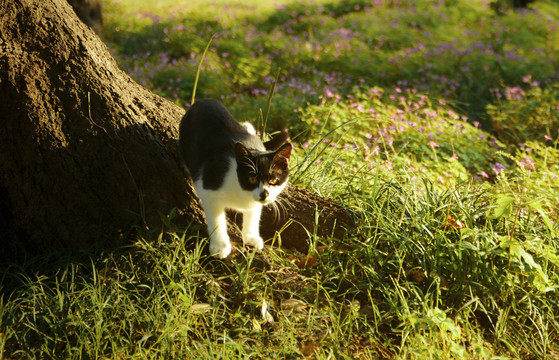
[0,0,351,260]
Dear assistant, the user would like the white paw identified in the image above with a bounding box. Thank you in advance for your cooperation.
[209,237,232,259]
[243,234,264,250]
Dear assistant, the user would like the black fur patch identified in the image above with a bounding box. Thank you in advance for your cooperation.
[235,143,290,191]
[179,99,291,191]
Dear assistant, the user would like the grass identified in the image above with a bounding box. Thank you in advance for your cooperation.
[2,0,559,358]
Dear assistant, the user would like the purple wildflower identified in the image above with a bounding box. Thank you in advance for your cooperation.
[505,86,526,101]
[492,162,507,175]
[520,157,535,171]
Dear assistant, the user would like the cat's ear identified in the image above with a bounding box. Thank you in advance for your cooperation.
[263,129,289,151]
[234,142,253,162]
[272,142,292,170]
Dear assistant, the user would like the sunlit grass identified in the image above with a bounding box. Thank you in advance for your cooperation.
[1,0,559,358]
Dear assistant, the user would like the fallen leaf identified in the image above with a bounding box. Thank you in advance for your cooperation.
[261,300,274,323]
[445,215,465,229]
[301,339,317,357]
[281,298,308,313]
[190,303,211,314]
[296,255,317,268]
[252,318,262,332]
[407,269,426,283]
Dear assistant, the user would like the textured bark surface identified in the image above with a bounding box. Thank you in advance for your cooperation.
[0,0,351,261]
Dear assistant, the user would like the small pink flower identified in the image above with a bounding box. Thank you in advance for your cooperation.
[520,157,535,171]
[365,133,373,139]
[544,135,552,141]
[481,171,489,178]
[385,160,394,171]
[429,141,440,148]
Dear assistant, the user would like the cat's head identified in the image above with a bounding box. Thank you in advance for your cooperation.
[234,142,292,204]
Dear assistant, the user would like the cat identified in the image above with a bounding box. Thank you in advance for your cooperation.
[178,99,292,258]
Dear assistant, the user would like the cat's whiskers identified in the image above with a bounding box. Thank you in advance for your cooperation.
[266,193,291,223]
[269,202,280,222]
[242,157,258,174]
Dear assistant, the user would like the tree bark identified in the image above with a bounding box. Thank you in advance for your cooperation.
[0,0,351,260]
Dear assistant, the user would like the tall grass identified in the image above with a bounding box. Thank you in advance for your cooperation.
[2,0,558,358]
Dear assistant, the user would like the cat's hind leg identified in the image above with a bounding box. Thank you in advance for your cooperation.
[242,204,264,250]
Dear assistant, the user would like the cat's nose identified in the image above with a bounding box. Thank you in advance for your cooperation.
[259,189,269,201]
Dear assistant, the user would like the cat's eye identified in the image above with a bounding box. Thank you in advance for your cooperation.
[248,175,258,185]
[269,177,279,185]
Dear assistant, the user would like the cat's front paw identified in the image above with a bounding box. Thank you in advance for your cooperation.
[243,234,264,250]
[209,237,232,259]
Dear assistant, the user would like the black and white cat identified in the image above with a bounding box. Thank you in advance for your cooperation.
[179,99,292,258]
